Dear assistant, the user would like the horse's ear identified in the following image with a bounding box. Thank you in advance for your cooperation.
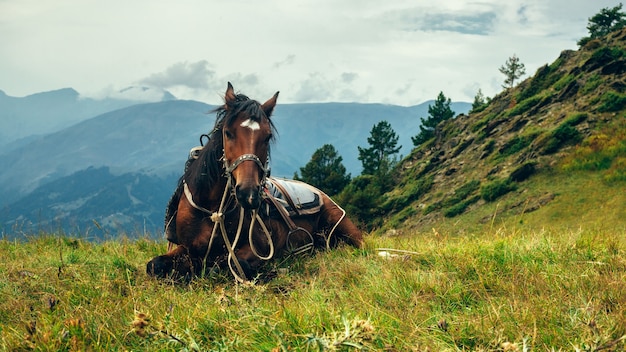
[261,91,279,117]
[225,82,236,107]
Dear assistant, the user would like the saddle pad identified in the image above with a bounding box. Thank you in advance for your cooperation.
[264,177,323,217]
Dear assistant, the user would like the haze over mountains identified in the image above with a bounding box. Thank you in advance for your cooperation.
[0,87,470,237]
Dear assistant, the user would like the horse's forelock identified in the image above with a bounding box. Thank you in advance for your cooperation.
[216,94,275,130]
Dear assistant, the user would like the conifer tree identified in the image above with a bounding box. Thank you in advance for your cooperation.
[499,54,526,89]
[470,89,489,113]
[294,144,350,196]
[412,91,455,147]
[357,120,401,176]
[578,3,626,46]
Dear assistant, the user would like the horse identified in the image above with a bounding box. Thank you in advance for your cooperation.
[146,82,363,281]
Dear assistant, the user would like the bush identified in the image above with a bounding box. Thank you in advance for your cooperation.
[381,176,433,212]
[598,91,626,112]
[541,113,587,155]
[480,178,516,202]
[498,131,541,158]
[507,95,543,117]
[455,180,481,200]
[443,195,480,217]
[337,175,383,229]
[582,74,603,94]
[553,74,576,91]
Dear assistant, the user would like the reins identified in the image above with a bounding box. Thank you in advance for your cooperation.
[181,149,275,283]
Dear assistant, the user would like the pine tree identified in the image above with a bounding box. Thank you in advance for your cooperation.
[470,89,489,113]
[412,92,455,147]
[357,121,401,176]
[499,54,526,89]
[294,144,350,196]
[578,3,626,46]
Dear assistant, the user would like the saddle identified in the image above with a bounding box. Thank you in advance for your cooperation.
[263,177,324,218]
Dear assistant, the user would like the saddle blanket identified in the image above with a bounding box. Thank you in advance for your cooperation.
[263,177,323,217]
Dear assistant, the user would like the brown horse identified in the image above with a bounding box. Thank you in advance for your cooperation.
[146,83,363,281]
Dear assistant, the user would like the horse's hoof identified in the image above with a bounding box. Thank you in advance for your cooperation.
[146,256,173,278]
[237,259,258,280]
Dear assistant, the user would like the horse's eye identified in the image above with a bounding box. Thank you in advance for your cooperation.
[265,134,273,144]
[224,130,234,140]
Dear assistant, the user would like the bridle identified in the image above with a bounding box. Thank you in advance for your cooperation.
[223,152,270,187]
[180,124,275,283]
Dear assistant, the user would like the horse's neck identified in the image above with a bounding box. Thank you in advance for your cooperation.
[204,175,230,210]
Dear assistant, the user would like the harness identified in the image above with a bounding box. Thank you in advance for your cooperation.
[177,145,322,283]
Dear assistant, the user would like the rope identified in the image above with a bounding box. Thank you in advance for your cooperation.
[185,176,278,283]
[323,193,348,250]
[248,210,275,260]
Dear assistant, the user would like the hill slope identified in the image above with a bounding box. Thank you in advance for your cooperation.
[379,28,626,235]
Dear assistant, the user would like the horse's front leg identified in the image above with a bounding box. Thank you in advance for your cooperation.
[146,245,201,280]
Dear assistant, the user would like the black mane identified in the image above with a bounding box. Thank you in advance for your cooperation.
[186,93,276,194]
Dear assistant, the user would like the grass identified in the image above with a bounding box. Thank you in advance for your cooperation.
[1,226,625,351]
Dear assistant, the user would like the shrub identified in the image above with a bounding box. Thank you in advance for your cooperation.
[498,130,541,158]
[455,180,481,200]
[582,74,603,94]
[386,206,418,228]
[564,112,588,126]
[443,195,480,217]
[471,115,491,133]
[553,74,576,91]
[381,176,433,212]
[597,91,626,112]
[480,178,516,202]
[542,124,583,154]
[507,95,543,117]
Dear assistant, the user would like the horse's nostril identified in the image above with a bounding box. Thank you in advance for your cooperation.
[236,186,260,209]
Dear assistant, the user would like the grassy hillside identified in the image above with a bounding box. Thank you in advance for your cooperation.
[1,230,624,351]
[376,28,626,237]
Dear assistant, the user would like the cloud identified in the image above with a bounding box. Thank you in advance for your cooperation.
[378,5,497,35]
[292,73,332,102]
[291,72,371,103]
[139,60,215,89]
[341,72,358,83]
[273,55,296,69]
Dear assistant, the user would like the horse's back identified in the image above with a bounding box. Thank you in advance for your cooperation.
[266,177,363,248]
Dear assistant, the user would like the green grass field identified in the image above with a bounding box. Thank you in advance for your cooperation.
[1,223,624,351]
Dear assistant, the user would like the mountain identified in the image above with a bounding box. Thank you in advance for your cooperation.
[0,94,470,236]
[0,86,175,150]
[375,28,626,235]
[0,99,212,205]
[3,167,179,239]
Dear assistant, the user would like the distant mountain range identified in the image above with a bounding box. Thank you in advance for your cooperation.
[0,86,175,149]
[0,88,470,237]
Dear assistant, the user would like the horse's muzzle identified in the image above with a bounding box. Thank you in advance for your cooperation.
[235,185,262,210]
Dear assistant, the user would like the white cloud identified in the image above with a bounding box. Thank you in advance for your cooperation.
[139,61,215,90]
[0,0,621,105]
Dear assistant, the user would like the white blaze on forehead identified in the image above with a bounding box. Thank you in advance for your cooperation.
[240,118,260,131]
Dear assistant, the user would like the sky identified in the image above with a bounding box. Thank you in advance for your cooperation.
[0,0,620,106]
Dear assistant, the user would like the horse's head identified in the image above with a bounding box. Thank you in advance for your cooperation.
[220,82,278,210]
